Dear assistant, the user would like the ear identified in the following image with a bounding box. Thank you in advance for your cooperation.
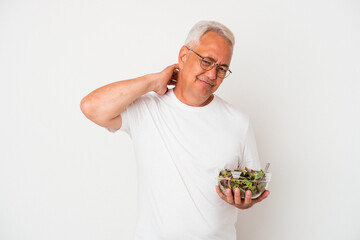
[178,45,189,70]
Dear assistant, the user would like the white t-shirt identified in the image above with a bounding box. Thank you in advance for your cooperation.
[116,89,261,240]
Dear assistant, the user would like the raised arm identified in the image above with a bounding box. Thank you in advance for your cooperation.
[80,64,178,131]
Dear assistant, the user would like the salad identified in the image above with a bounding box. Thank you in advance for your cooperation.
[218,168,269,199]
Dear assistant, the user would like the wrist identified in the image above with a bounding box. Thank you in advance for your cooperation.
[144,73,160,93]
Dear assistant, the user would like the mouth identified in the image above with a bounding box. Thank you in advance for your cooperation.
[197,77,215,87]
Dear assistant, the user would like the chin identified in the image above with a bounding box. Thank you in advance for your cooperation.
[194,87,213,100]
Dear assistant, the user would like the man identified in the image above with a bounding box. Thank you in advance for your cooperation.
[81,21,270,240]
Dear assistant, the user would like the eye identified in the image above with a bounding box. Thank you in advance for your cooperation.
[201,58,213,68]
[218,66,228,73]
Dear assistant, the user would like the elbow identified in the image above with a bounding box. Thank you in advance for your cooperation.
[80,96,92,119]
[80,96,108,126]
[80,96,121,130]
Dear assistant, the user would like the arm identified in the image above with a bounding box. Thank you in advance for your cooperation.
[215,123,270,209]
[80,64,178,131]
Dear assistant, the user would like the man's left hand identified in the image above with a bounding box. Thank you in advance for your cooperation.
[215,185,270,209]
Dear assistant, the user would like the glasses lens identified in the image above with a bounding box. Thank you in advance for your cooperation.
[196,53,231,78]
[217,66,230,78]
[200,58,214,70]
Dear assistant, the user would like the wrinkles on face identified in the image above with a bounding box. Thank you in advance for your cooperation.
[175,31,232,106]
[197,74,215,85]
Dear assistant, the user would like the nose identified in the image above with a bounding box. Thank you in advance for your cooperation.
[203,66,218,80]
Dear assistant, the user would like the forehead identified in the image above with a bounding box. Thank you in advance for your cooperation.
[194,32,233,64]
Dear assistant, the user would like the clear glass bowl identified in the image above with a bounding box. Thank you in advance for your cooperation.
[217,171,271,199]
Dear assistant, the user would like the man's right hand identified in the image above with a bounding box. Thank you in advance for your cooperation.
[80,64,179,131]
[152,64,179,95]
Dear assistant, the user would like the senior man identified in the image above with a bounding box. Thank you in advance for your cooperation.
[81,20,270,240]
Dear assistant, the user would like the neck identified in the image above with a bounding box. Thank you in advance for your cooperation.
[173,86,214,107]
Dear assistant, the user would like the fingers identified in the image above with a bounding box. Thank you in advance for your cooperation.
[243,190,252,206]
[172,63,179,70]
[171,67,179,81]
[163,63,179,70]
[253,190,270,204]
[215,186,236,206]
[170,63,179,69]
[234,188,241,205]
[171,71,178,81]
[215,185,227,201]
[161,64,179,78]
[163,64,179,86]
[167,79,177,86]
[215,187,245,207]
[226,188,234,204]
[155,64,179,94]
[215,187,270,209]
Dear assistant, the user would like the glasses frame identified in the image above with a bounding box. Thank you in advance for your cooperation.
[186,47,232,79]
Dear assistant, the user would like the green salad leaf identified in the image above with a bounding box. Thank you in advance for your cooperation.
[218,168,267,199]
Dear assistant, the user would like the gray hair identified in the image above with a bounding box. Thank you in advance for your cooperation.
[185,20,235,48]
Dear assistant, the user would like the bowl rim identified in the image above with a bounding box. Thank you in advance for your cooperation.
[217,178,271,182]
[216,172,271,181]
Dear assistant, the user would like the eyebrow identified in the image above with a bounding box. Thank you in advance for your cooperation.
[204,56,229,68]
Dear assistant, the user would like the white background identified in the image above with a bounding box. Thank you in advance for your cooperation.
[1,0,359,239]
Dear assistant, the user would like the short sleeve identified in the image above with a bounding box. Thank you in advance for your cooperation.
[106,94,153,137]
[105,107,130,134]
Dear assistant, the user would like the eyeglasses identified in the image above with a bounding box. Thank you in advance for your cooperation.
[186,47,232,79]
